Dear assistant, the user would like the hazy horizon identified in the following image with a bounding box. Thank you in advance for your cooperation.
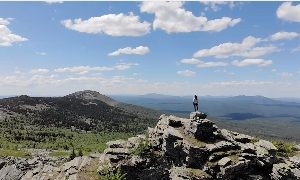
[1,2,300,97]
[2,90,300,99]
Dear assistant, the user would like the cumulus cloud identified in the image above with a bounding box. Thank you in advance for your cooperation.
[180,58,227,68]
[270,31,299,41]
[180,58,201,65]
[177,69,196,77]
[54,63,138,74]
[62,13,151,36]
[0,18,27,46]
[193,36,278,58]
[201,1,242,12]
[140,1,241,33]
[231,59,272,67]
[108,46,150,56]
[277,2,300,22]
[30,68,50,74]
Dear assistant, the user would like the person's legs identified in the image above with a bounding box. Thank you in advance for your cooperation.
[193,103,196,111]
[196,103,198,111]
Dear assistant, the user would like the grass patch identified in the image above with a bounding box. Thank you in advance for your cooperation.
[49,150,70,157]
[272,140,297,157]
[0,148,31,158]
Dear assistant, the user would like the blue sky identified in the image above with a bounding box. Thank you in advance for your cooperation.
[0,1,300,97]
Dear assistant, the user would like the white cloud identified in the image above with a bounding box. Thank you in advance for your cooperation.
[200,1,242,11]
[140,1,241,33]
[114,62,139,70]
[35,52,47,56]
[180,58,201,65]
[240,46,279,58]
[1,71,300,97]
[62,13,151,36]
[0,18,27,46]
[277,2,300,22]
[45,1,63,4]
[272,69,277,72]
[108,46,150,56]
[270,31,299,41]
[193,36,278,58]
[280,72,293,77]
[54,63,138,74]
[177,69,196,77]
[292,46,300,53]
[180,58,228,68]
[232,59,272,67]
[30,68,50,74]
[197,61,228,68]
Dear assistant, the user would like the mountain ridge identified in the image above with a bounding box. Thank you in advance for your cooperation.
[0,90,162,133]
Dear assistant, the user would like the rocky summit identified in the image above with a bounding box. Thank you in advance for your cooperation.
[0,112,300,179]
[99,112,300,180]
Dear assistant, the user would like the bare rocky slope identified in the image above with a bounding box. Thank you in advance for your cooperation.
[1,112,299,179]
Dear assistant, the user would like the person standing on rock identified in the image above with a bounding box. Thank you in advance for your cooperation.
[193,95,199,112]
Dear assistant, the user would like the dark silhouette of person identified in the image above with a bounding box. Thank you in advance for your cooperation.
[193,95,199,112]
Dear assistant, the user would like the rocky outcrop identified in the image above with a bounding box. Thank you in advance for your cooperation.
[99,112,300,180]
[1,112,299,179]
[0,151,98,180]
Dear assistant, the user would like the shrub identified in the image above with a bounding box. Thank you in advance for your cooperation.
[69,146,76,160]
[99,167,126,180]
[131,138,149,156]
[78,147,83,156]
[272,140,297,157]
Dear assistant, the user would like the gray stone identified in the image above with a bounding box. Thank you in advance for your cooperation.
[0,160,6,170]
[0,165,23,180]
[295,144,300,151]
[104,148,130,156]
[289,156,300,167]
[190,112,207,120]
[239,143,256,154]
[169,167,212,180]
[255,140,277,153]
[218,157,232,167]
[106,139,128,148]
[185,119,220,142]
[66,167,77,176]
[271,163,295,180]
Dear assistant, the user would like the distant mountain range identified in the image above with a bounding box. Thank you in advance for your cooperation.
[1,92,300,142]
[113,93,300,142]
[0,90,162,133]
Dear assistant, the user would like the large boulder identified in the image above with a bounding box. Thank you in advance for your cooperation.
[0,165,23,180]
[271,162,300,180]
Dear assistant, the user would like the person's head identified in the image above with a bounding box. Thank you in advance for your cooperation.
[194,95,197,99]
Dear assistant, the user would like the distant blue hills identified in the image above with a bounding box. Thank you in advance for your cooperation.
[112,94,300,120]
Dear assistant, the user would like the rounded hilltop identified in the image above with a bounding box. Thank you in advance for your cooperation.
[66,90,118,106]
